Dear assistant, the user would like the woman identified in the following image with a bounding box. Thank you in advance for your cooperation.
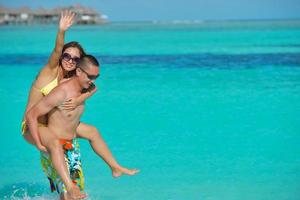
[22,11,138,199]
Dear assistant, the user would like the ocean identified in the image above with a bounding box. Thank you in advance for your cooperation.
[0,20,300,200]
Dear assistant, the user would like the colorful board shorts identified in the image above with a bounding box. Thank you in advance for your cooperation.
[40,138,85,194]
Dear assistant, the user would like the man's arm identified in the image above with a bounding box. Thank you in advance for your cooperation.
[26,87,67,151]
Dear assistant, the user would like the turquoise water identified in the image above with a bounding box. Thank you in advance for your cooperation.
[0,20,300,199]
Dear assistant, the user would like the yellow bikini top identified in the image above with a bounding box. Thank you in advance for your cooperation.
[40,77,58,96]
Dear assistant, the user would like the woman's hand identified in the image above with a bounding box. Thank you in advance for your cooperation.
[60,98,79,111]
[59,10,76,32]
[37,143,48,153]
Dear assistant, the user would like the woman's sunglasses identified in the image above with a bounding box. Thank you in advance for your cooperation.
[62,53,80,64]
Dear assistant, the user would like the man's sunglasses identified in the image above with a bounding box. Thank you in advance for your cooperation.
[78,67,99,80]
[62,53,80,64]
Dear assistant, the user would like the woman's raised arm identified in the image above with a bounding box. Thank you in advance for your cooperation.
[46,10,76,71]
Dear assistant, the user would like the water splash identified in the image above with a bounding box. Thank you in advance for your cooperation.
[1,183,56,200]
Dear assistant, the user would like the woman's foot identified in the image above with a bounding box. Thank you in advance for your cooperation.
[112,165,140,178]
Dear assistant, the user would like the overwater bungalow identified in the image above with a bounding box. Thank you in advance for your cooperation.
[0,4,108,25]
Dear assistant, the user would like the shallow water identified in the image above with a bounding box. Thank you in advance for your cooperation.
[0,20,300,200]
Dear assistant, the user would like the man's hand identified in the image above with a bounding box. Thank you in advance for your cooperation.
[59,10,76,32]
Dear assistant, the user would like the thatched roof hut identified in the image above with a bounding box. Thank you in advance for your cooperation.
[0,4,108,25]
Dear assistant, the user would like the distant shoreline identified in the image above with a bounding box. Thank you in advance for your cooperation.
[1,18,300,26]
[0,5,108,25]
[118,18,300,23]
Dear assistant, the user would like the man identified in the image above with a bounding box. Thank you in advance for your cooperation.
[26,55,100,200]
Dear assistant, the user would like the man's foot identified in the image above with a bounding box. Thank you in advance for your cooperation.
[112,165,140,178]
[66,185,87,199]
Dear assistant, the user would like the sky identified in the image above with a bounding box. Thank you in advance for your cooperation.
[1,0,300,21]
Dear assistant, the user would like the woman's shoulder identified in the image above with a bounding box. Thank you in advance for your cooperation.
[39,64,59,78]
[34,65,59,88]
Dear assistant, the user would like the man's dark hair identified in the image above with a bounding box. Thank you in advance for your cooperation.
[77,55,100,70]
[78,55,100,93]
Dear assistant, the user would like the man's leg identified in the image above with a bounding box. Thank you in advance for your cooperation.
[76,123,139,177]
[60,192,71,200]
[38,127,86,199]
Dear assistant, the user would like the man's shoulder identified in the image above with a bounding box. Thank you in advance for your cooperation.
[56,78,74,90]
[59,78,76,91]
[48,81,68,99]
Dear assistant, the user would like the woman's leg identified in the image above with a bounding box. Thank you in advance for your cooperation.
[76,122,139,177]
[23,129,35,145]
